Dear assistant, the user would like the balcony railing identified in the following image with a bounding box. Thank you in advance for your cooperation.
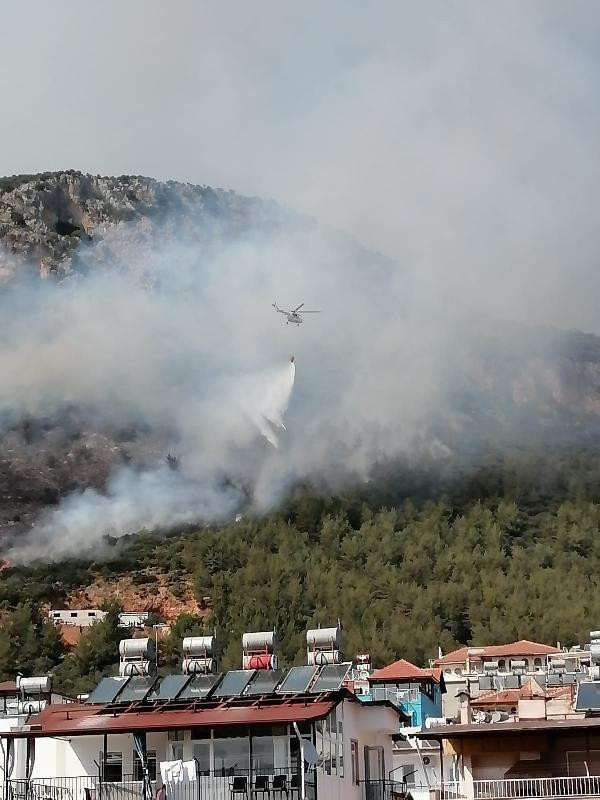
[441,776,600,800]
[368,687,420,705]
[3,770,308,800]
[362,780,411,800]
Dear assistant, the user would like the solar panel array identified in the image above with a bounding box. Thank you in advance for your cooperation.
[117,677,157,703]
[276,666,318,694]
[87,676,129,704]
[153,674,191,701]
[178,673,222,700]
[245,669,284,696]
[576,681,600,711]
[87,662,353,705]
[213,670,255,698]
[310,663,351,693]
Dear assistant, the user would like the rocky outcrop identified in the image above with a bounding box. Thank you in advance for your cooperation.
[0,170,284,282]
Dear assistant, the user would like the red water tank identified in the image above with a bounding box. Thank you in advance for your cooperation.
[248,654,273,670]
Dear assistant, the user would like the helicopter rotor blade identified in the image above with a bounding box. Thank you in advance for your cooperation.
[292,303,305,313]
[298,310,320,314]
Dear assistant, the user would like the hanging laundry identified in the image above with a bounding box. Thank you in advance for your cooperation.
[159,760,185,784]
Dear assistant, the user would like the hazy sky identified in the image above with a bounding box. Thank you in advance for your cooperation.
[2,1,600,330]
[4,1,600,560]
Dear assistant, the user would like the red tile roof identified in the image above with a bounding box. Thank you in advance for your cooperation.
[434,640,559,666]
[0,680,17,695]
[14,699,337,739]
[472,682,572,707]
[370,658,442,683]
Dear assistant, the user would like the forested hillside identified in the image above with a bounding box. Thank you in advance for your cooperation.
[2,447,600,695]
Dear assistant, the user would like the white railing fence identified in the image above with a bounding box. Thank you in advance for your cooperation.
[441,776,600,800]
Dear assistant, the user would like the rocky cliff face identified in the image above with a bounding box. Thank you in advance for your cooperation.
[2,171,600,544]
[0,170,284,282]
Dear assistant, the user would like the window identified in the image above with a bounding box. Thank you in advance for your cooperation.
[364,746,385,783]
[350,740,359,785]
[192,741,211,776]
[252,737,275,772]
[338,714,344,779]
[133,750,156,782]
[172,743,184,761]
[168,731,184,761]
[534,658,543,669]
[498,660,506,670]
[213,730,249,775]
[52,612,60,618]
[89,612,96,617]
[317,710,339,776]
[70,612,78,618]
[103,752,123,782]
[400,765,415,787]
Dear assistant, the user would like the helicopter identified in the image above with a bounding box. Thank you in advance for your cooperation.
[272,302,321,325]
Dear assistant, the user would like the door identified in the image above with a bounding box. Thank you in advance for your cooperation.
[365,746,385,800]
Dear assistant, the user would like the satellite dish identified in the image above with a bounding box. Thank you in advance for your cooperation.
[302,740,318,767]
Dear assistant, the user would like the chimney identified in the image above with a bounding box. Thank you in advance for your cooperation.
[457,690,471,724]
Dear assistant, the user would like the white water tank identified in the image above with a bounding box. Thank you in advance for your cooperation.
[119,638,155,658]
[306,626,341,650]
[242,631,276,653]
[18,676,51,694]
[183,636,216,657]
[308,650,339,666]
[183,658,217,675]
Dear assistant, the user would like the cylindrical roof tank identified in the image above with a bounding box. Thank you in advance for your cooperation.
[182,657,216,675]
[183,636,216,656]
[308,650,339,666]
[306,626,341,650]
[120,660,153,677]
[243,654,277,670]
[242,631,276,653]
[19,676,52,694]
[119,638,154,658]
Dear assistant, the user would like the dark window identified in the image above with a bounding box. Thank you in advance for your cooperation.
[103,752,122,782]
[351,740,359,785]
[133,750,156,782]
[70,612,77,618]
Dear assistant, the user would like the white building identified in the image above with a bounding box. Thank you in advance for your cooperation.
[1,677,403,800]
[432,640,590,720]
[48,610,151,628]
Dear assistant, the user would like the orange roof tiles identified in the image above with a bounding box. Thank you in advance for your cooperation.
[471,681,572,707]
[434,640,559,666]
[370,658,442,683]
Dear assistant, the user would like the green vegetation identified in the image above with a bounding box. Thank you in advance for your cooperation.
[2,448,600,694]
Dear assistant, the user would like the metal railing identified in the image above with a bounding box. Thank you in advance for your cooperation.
[3,770,306,800]
[362,780,411,800]
[442,776,600,800]
[369,688,420,705]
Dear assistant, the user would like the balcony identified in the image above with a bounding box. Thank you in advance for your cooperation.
[4,771,308,800]
[441,776,600,800]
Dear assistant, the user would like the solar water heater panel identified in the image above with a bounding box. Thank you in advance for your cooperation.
[87,677,130,704]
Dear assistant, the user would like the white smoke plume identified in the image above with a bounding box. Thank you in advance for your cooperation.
[2,2,600,560]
